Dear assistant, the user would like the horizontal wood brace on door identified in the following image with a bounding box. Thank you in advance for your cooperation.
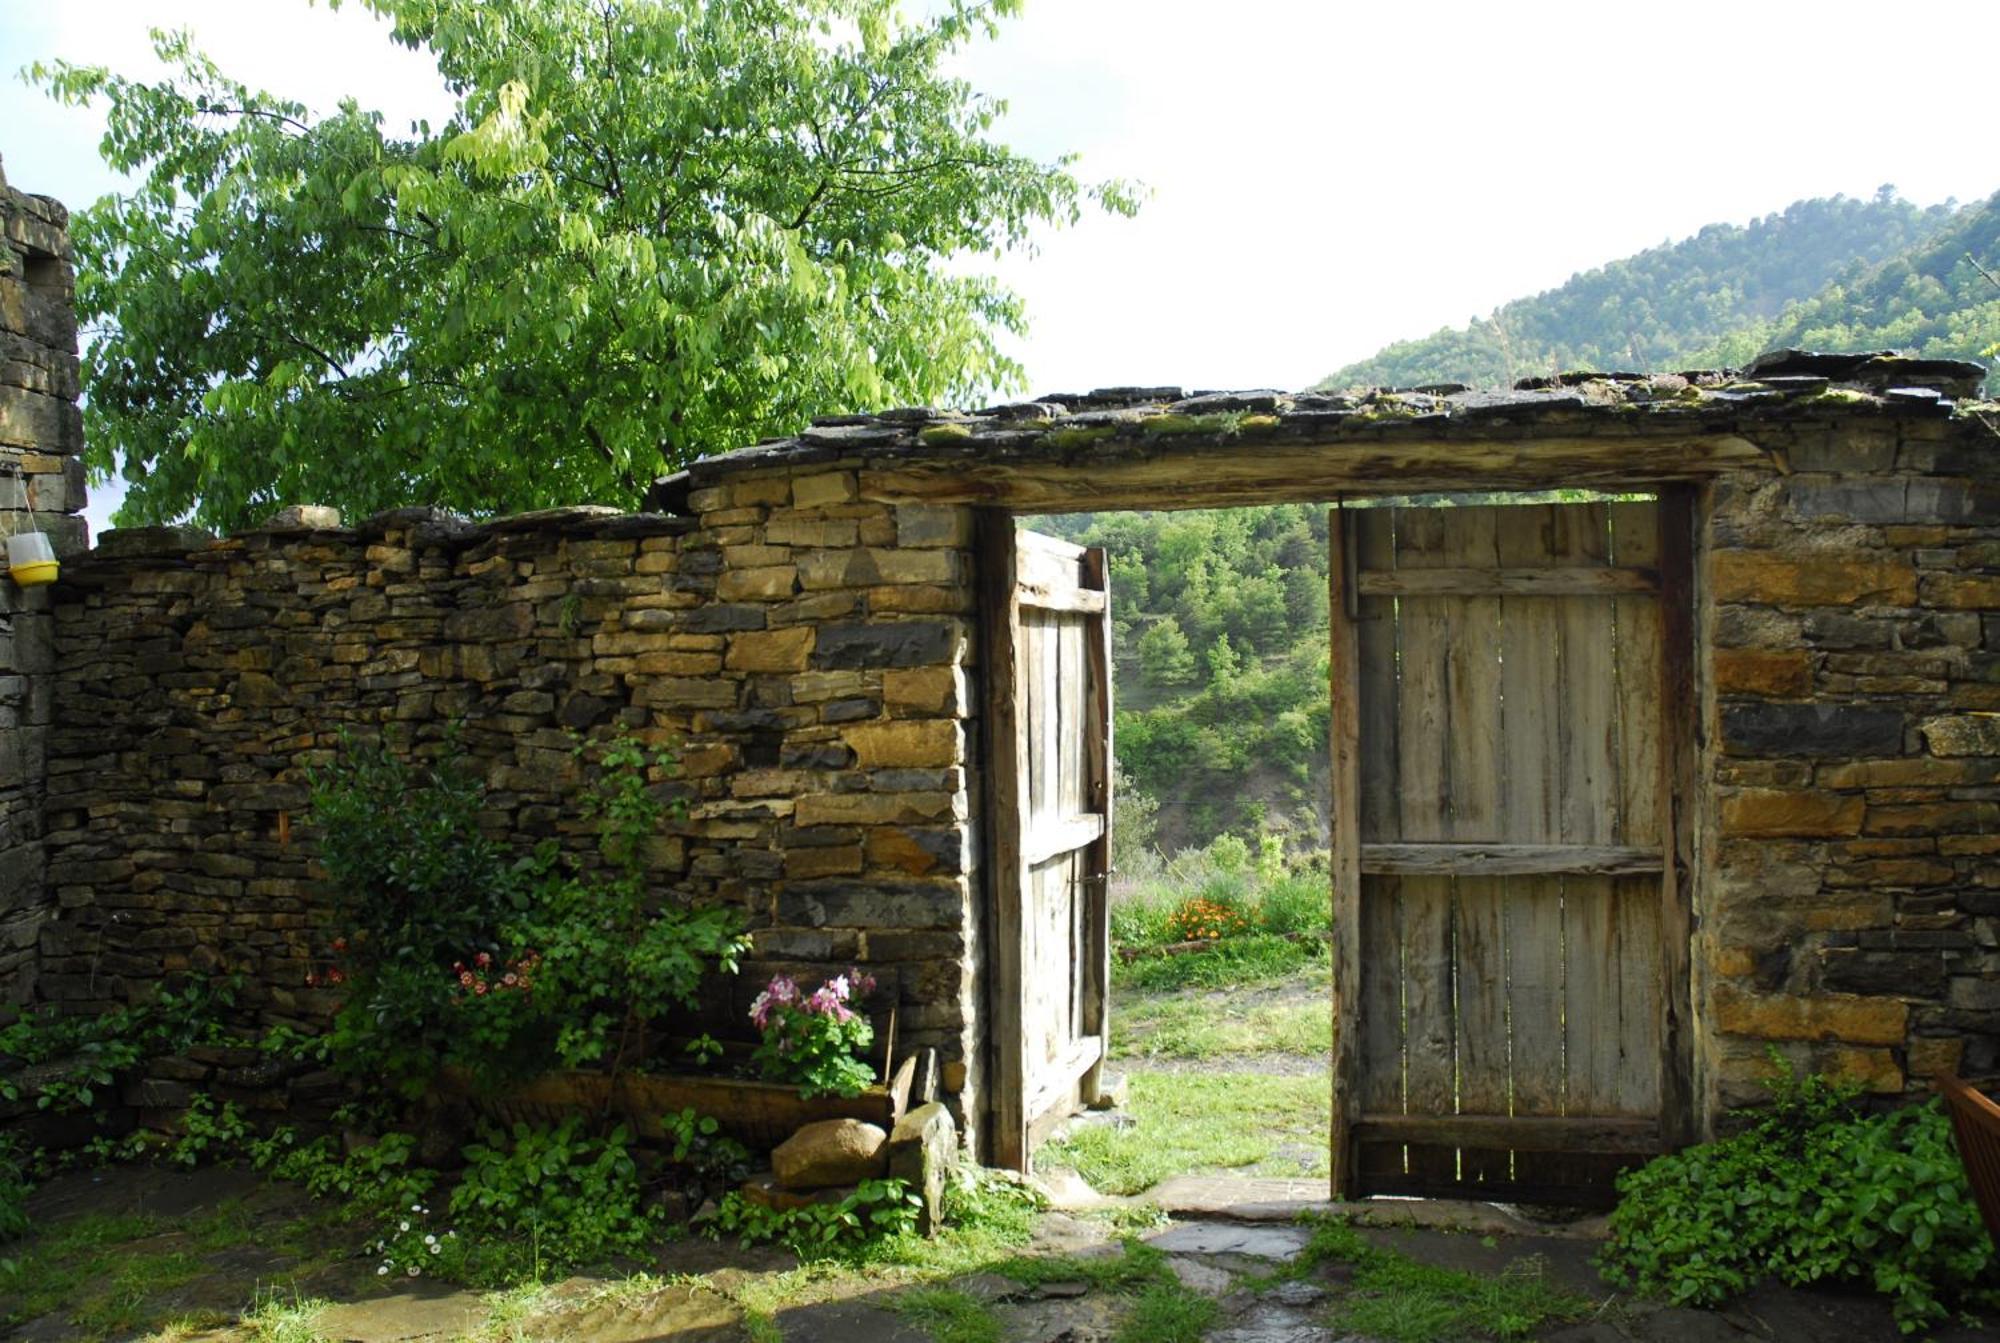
[1359,843,1664,876]
[1354,566,1658,596]
[1025,1037,1105,1114]
[1354,1113,1663,1155]
[1017,583,1107,615]
[1022,815,1106,866]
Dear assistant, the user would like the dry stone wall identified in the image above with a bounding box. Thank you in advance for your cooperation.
[0,161,87,1015]
[1701,410,2000,1114]
[40,491,986,1133]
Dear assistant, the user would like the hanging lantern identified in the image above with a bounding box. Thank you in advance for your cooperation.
[6,530,58,586]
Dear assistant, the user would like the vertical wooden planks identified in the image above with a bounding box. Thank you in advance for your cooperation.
[1397,876,1458,1146]
[1390,508,1456,1182]
[1496,507,1565,1120]
[1654,489,1698,1152]
[1394,508,1454,850]
[1327,506,1366,1197]
[1443,510,1508,1125]
[1355,509,1401,845]
[978,511,1030,1171]
[1442,508,1504,845]
[1552,503,1616,847]
[1357,878,1408,1120]
[1606,500,1666,1122]
[1334,495,1683,1200]
[1080,547,1113,1107]
[1609,502,1662,852]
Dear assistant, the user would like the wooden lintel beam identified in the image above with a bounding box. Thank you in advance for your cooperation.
[856,433,1765,513]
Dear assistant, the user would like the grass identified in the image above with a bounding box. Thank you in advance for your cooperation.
[238,1292,332,1343]
[1116,1279,1218,1343]
[1112,990,1329,1061]
[892,1286,1002,1343]
[1292,1218,1592,1343]
[0,1211,168,1331]
[69,1247,206,1337]
[1115,932,1326,992]
[1036,1072,1328,1195]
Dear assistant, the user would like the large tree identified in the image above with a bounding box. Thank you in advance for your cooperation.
[37,0,1133,531]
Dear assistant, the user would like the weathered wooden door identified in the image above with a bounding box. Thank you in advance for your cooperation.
[980,518,1114,1172]
[1328,496,1693,1205]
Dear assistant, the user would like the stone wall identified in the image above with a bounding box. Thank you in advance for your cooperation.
[0,160,88,1015]
[1701,411,2000,1114]
[39,495,985,1135]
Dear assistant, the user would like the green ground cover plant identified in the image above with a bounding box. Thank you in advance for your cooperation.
[711,1178,924,1259]
[1600,1057,1997,1333]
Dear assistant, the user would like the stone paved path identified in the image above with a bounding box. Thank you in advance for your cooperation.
[8,1167,1994,1341]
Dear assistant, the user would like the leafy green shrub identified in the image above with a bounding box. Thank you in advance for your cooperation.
[309,730,746,1093]
[1110,886,1177,950]
[309,734,542,1093]
[167,1093,251,1168]
[1600,1059,1998,1332]
[1255,872,1330,937]
[709,1177,921,1258]
[450,1118,659,1274]
[662,1107,750,1203]
[509,734,748,1071]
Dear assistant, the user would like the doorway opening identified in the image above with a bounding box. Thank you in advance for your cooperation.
[987,490,1692,1213]
[994,502,1339,1198]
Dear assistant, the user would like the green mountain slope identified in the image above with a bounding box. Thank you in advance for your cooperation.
[1694,192,2000,376]
[1317,189,1959,391]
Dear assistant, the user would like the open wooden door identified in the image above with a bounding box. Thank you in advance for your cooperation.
[980,516,1114,1172]
[1328,496,1694,1205]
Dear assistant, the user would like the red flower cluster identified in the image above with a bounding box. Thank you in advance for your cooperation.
[450,949,541,1002]
[305,936,353,988]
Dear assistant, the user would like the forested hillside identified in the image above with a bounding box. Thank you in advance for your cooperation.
[1318,189,1959,391]
[1030,507,1333,854]
[1694,192,2000,375]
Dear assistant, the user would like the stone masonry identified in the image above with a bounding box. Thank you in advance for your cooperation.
[1702,407,2000,1110]
[38,497,985,1135]
[0,159,87,1015]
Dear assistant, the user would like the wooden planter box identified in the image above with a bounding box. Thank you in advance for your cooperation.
[438,1059,914,1152]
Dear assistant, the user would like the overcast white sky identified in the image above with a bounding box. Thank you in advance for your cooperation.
[4,0,1996,534]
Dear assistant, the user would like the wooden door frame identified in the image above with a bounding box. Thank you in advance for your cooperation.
[976,509,1114,1171]
[1326,487,1698,1199]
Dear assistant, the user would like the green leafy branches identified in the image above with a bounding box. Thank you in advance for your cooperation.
[34,0,1139,532]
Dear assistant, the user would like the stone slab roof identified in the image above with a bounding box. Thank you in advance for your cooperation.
[646,350,1991,513]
